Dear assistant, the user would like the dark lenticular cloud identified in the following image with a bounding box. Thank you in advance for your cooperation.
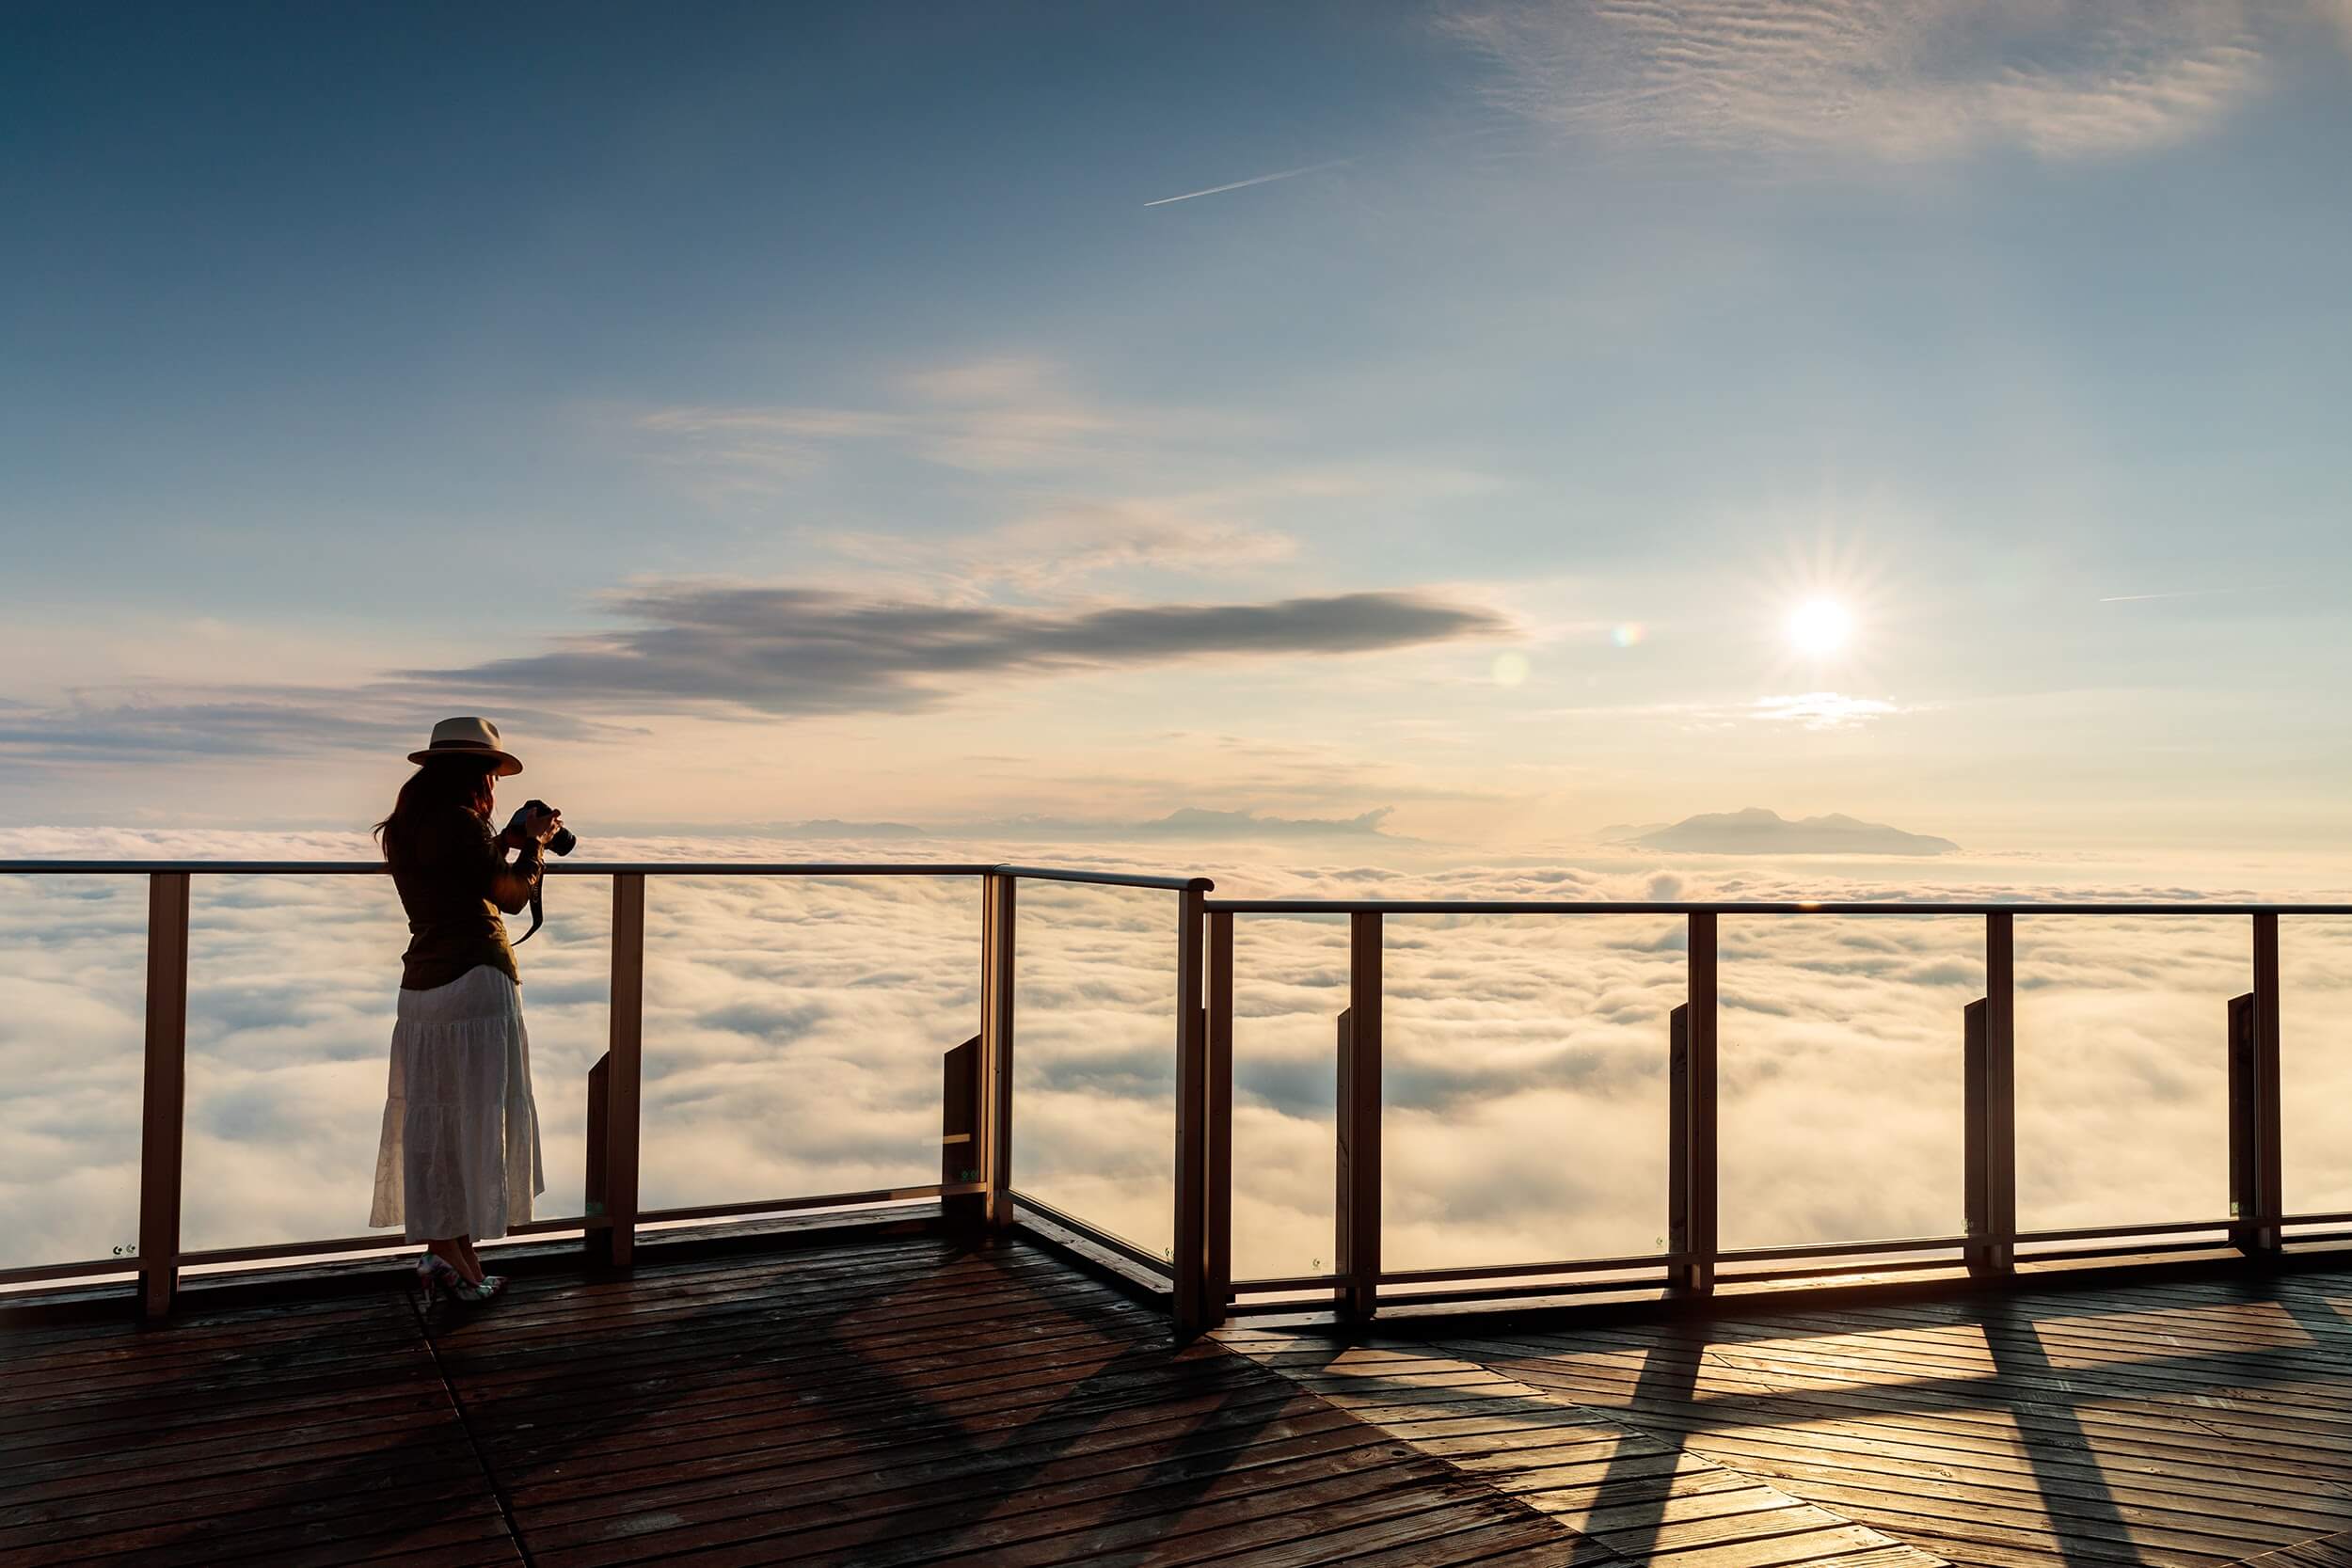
[0,586,1508,765]
[407,586,1512,717]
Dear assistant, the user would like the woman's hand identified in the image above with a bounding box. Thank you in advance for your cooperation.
[503,803,562,848]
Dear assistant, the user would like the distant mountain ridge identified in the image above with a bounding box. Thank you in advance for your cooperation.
[1605,807,1959,857]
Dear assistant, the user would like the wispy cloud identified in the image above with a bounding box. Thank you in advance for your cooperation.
[818,503,1298,594]
[1445,0,2282,161]
[1142,156,1355,207]
[634,357,1251,497]
[1750,691,1904,729]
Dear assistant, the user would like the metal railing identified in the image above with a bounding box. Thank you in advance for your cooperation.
[0,859,1207,1317]
[1184,897,2352,1330]
[8,858,2351,1330]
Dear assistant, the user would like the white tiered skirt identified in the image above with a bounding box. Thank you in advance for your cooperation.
[369,964,545,1242]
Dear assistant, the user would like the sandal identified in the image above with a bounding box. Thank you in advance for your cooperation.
[417,1252,506,1307]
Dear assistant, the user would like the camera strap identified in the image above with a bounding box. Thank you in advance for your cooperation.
[514,884,546,944]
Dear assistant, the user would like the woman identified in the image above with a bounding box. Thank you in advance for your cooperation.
[369,717,562,1306]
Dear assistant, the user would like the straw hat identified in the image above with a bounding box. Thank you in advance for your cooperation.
[407,716,523,776]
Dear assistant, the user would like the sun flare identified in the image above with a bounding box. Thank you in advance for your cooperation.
[1786,596,1853,657]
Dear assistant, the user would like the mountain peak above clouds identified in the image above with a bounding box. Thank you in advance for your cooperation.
[1612,807,1959,857]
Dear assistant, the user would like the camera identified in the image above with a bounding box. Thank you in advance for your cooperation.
[518,799,577,857]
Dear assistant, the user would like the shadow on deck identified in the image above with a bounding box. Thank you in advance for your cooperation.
[6,1227,2352,1567]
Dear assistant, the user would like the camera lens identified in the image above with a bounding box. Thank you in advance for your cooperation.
[548,825,578,857]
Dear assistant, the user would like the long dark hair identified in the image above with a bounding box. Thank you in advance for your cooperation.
[375,755,501,869]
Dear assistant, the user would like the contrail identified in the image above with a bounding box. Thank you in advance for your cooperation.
[2097,587,2265,603]
[1144,157,1354,208]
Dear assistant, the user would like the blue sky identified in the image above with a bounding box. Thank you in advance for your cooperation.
[6,1,2351,853]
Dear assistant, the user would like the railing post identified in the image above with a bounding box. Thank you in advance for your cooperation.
[138,871,190,1320]
[1667,1002,1690,1291]
[583,1053,611,1256]
[942,1034,985,1236]
[1675,912,1717,1295]
[600,873,644,1269]
[1966,912,2017,1275]
[1173,881,1209,1332]
[2230,913,2282,1255]
[1335,911,1382,1320]
[1205,910,1234,1330]
[980,872,1018,1229]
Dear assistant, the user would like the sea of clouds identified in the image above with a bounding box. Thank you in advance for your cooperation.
[5,827,2350,1284]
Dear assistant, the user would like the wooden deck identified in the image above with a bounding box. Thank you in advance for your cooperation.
[5,1231,2350,1567]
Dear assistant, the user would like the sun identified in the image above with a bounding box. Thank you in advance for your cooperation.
[1786,596,1853,657]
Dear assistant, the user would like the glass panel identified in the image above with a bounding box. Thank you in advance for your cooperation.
[178,873,604,1255]
[639,874,969,1212]
[180,874,411,1253]
[493,876,609,1224]
[0,873,146,1272]
[1012,881,1176,1260]
[2013,914,2239,1232]
[2280,916,2352,1218]
[1383,914,1679,1272]
[1718,915,1978,1250]
[1229,912,1345,1282]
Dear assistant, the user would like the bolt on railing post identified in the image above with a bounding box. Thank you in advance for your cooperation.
[1335,911,1382,1320]
[980,872,1018,1230]
[138,871,190,1320]
[1966,912,2017,1275]
[1674,912,1717,1295]
[1173,882,1209,1332]
[1205,910,1234,1330]
[2230,913,2283,1255]
[600,873,645,1269]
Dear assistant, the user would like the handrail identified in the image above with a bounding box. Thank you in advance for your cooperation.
[8,853,2347,1334]
[0,860,1208,886]
[1206,898,2352,915]
[0,861,996,876]
[0,856,1212,1314]
[976,865,1214,893]
[1185,900,2330,1334]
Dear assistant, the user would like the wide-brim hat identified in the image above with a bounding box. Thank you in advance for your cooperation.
[408,716,523,776]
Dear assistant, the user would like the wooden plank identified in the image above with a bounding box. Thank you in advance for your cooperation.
[1229,1341,1938,1566]
[138,869,190,1319]
[0,1291,519,1567]
[1430,1316,2352,1560]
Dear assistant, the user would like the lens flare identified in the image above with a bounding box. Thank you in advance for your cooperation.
[1611,624,1645,648]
